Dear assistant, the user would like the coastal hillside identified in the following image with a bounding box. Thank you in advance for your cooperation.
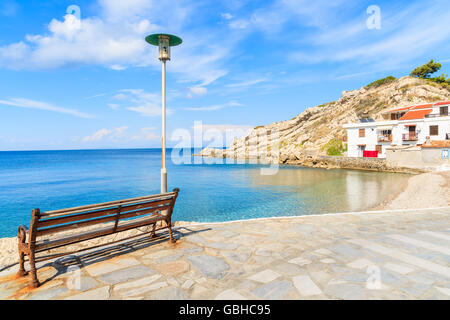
[200,75,450,162]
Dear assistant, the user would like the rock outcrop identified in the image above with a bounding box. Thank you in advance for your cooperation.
[199,76,450,166]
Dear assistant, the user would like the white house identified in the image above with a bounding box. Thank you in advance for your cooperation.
[344,101,450,158]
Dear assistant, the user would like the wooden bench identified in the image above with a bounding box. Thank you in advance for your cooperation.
[17,188,180,288]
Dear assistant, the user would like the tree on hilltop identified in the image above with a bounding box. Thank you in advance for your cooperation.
[410,59,450,87]
[410,59,442,78]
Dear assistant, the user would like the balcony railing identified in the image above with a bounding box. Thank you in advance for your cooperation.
[402,133,418,141]
[425,113,450,118]
[377,134,392,142]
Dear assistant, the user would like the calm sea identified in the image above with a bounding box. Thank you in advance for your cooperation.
[0,149,410,237]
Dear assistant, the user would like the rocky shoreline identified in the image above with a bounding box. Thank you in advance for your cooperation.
[282,155,426,174]
[195,150,427,174]
[196,76,450,174]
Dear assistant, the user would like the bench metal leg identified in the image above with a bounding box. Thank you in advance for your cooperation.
[17,226,28,277]
[150,223,157,238]
[17,250,27,277]
[29,251,40,288]
[167,220,176,243]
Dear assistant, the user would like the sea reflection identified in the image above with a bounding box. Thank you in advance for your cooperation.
[243,166,410,214]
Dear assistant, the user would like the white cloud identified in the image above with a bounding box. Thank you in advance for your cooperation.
[187,86,207,98]
[83,125,159,143]
[193,123,252,133]
[82,126,128,142]
[118,88,173,117]
[229,19,249,29]
[108,103,120,110]
[127,104,162,116]
[109,64,127,71]
[0,0,234,87]
[218,0,450,71]
[335,71,376,80]
[285,2,450,68]
[113,93,128,100]
[99,0,153,22]
[185,101,244,111]
[191,123,252,145]
[221,13,233,20]
[0,97,93,118]
[226,78,267,88]
[131,127,159,141]
[0,13,157,70]
[85,92,108,99]
[244,0,348,33]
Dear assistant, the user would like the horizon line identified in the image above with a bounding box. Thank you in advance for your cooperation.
[0,146,226,152]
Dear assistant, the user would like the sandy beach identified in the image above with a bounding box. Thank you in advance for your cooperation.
[1,170,449,273]
[380,171,450,210]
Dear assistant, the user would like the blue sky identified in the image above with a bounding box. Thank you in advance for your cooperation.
[0,0,449,151]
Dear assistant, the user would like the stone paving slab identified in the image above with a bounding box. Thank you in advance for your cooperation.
[1,207,450,300]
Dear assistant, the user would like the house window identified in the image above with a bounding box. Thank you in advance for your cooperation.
[359,129,365,137]
[392,112,406,120]
[440,106,449,116]
[376,145,382,154]
[430,125,439,136]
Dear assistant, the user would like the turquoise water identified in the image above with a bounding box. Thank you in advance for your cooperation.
[0,149,410,237]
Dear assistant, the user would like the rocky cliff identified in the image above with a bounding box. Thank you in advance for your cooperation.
[199,76,450,164]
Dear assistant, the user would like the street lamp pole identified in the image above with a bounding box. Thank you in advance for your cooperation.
[161,59,167,193]
[145,33,182,194]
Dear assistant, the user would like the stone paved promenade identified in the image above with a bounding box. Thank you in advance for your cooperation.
[1,207,449,300]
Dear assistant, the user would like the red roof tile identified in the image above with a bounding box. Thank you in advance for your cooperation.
[398,109,432,120]
[411,104,433,110]
[385,106,413,113]
[384,101,449,113]
[433,101,450,106]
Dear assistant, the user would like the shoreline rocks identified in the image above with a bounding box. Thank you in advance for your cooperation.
[198,76,450,172]
[194,151,426,174]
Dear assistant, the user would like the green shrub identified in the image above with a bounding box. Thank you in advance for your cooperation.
[365,76,396,88]
[410,60,442,78]
[321,138,345,156]
[355,97,378,112]
[280,140,288,148]
[410,60,450,88]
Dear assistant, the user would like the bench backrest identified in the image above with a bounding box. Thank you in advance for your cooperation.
[28,189,179,251]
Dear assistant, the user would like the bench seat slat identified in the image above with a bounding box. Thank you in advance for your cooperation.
[40,192,177,217]
[36,204,170,237]
[17,188,179,288]
[35,215,166,252]
[38,199,172,228]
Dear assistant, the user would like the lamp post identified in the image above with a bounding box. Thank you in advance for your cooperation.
[145,33,182,193]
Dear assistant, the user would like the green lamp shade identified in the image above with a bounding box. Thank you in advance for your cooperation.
[145,34,182,47]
